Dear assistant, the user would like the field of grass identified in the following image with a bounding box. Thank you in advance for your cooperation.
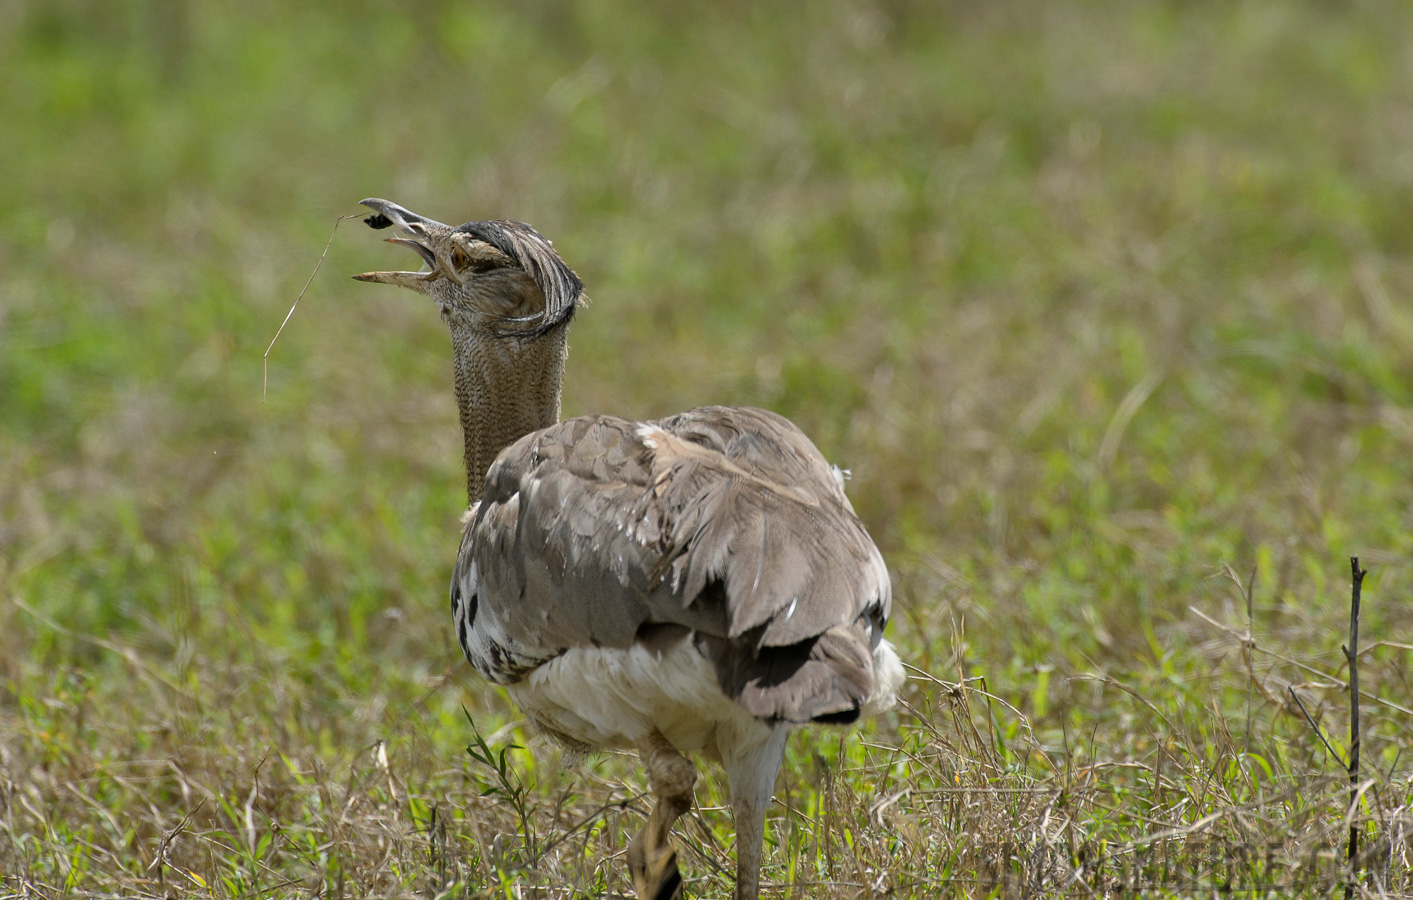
[3,0,1412,896]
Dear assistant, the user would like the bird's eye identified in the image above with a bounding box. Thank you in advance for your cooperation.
[451,246,471,270]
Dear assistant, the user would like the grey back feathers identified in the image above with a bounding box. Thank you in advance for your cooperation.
[454,407,891,724]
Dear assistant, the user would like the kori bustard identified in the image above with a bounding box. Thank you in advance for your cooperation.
[354,199,903,900]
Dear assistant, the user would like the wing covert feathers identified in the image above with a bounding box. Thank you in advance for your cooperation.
[456,406,893,724]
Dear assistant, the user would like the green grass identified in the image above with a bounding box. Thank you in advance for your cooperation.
[3,0,1412,896]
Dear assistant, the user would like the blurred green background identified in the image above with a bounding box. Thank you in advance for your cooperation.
[2,0,1412,895]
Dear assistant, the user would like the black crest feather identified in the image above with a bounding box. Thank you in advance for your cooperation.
[456,220,583,337]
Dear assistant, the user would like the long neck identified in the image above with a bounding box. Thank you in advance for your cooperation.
[451,327,568,505]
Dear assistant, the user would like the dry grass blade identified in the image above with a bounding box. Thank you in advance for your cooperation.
[263,213,361,401]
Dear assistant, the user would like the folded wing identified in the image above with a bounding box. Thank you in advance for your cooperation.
[454,406,891,724]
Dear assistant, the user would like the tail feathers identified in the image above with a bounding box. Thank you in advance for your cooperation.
[699,621,877,725]
[860,637,904,719]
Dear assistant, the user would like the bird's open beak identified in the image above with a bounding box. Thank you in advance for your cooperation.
[352,198,448,287]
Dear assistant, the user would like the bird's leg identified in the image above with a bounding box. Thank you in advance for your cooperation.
[723,727,790,900]
[628,730,696,900]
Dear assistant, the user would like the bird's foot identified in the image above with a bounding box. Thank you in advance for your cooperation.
[627,829,683,900]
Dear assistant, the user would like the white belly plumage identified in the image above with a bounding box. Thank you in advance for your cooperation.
[507,635,906,758]
[507,637,770,758]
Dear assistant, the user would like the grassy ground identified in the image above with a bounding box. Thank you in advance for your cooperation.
[3,0,1412,896]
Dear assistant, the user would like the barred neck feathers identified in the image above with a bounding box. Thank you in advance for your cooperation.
[451,324,568,503]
